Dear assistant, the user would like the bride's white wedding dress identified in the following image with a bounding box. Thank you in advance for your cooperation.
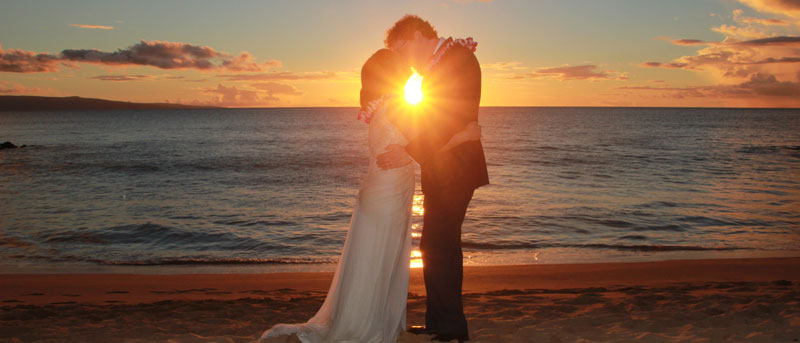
[260,105,415,343]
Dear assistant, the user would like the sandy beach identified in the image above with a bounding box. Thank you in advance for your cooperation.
[1,256,799,342]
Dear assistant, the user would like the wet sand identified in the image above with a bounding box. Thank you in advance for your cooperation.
[2,257,799,342]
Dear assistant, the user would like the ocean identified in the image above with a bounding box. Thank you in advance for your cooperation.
[1,107,798,274]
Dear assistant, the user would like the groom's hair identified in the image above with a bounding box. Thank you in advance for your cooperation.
[360,49,407,109]
[385,15,438,48]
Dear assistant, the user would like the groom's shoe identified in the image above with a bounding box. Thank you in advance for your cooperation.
[431,333,470,343]
[408,325,437,335]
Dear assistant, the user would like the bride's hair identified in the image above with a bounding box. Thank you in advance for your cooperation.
[360,49,408,110]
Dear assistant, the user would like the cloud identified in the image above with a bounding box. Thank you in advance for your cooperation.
[711,24,769,39]
[90,75,152,81]
[707,6,799,40]
[480,61,524,71]
[69,24,114,30]
[217,71,337,81]
[0,43,61,73]
[89,74,193,81]
[656,37,719,46]
[0,81,58,95]
[516,64,628,81]
[640,61,691,69]
[619,73,800,101]
[250,82,302,95]
[641,0,800,106]
[220,52,281,72]
[204,83,265,106]
[663,38,716,46]
[738,16,790,25]
[641,36,800,74]
[734,36,800,46]
[61,40,278,71]
[737,0,800,19]
[732,8,790,26]
[202,82,302,107]
[0,40,280,73]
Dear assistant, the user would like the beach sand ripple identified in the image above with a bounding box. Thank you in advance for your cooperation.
[1,280,798,342]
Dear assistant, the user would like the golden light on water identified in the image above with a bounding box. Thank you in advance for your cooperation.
[410,249,423,269]
[404,67,423,105]
[412,194,424,216]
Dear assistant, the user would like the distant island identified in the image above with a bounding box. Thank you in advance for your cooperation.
[0,96,220,111]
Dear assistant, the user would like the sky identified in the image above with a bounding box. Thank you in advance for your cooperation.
[1,0,799,107]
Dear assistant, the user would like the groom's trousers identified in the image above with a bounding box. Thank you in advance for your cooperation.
[419,184,475,336]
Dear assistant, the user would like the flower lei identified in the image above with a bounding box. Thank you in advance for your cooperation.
[426,37,478,72]
[357,94,391,124]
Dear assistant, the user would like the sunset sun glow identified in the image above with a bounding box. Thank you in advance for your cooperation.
[404,68,424,106]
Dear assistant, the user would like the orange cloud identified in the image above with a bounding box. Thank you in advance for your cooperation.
[90,75,152,81]
[711,24,769,39]
[516,64,628,81]
[659,38,716,46]
[619,73,800,104]
[0,43,61,73]
[203,84,264,106]
[642,36,800,76]
[732,8,790,26]
[217,71,337,81]
[69,24,114,30]
[640,61,691,69]
[220,52,281,72]
[481,61,524,70]
[640,0,800,107]
[737,0,800,19]
[202,82,303,107]
[250,82,302,95]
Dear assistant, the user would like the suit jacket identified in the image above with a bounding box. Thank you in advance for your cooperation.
[404,43,490,193]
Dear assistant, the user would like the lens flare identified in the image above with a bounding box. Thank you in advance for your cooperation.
[404,67,423,105]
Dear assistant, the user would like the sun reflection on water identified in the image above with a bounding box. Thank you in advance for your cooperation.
[410,249,423,269]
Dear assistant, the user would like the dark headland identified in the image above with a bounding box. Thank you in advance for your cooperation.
[0,96,220,111]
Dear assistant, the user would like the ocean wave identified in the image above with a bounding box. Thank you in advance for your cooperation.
[100,257,336,265]
[461,241,748,252]
[3,253,335,266]
[737,145,800,156]
[40,223,276,250]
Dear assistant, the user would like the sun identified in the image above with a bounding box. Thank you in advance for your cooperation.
[404,67,423,105]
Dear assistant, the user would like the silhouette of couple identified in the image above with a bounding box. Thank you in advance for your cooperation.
[260,14,488,343]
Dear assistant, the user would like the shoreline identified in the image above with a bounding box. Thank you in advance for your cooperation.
[2,256,799,306]
[3,247,799,276]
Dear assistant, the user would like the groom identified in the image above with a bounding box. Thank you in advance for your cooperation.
[377,15,489,343]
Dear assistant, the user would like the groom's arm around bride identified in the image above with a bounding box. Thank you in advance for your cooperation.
[405,40,488,192]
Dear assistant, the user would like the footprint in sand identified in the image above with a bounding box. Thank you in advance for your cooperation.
[61,293,81,297]
[106,290,130,294]
[22,293,44,296]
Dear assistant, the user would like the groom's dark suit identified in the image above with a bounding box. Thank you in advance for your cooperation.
[404,40,489,337]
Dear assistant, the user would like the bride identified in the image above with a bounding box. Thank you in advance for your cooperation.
[259,48,480,343]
